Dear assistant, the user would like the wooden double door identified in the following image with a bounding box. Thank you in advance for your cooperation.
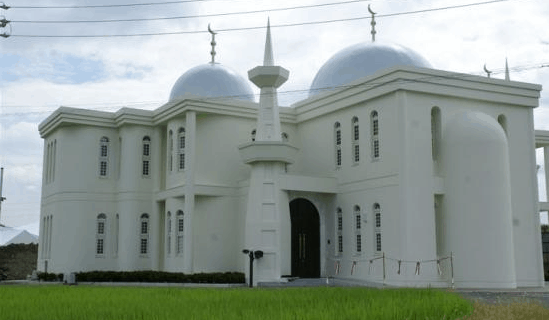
[290,198,320,278]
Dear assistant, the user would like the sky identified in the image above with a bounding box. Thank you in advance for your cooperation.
[1,0,549,234]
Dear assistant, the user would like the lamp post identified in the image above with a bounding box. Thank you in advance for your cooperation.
[242,249,263,288]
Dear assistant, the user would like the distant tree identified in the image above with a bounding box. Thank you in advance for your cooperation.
[541,224,549,233]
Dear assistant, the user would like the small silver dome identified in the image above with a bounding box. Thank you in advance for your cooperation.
[309,42,431,97]
[169,63,255,102]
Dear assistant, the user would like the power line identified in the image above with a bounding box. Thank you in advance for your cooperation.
[2,62,548,113]
[5,0,230,9]
[7,0,368,24]
[6,0,517,38]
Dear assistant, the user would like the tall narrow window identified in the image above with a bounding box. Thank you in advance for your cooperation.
[142,136,151,177]
[374,203,381,252]
[336,207,343,255]
[352,117,359,164]
[168,130,173,172]
[176,210,184,255]
[354,205,362,254]
[48,215,53,258]
[99,137,109,177]
[178,128,185,171]
[334,122,342,168]
[41,217,47,258]
[96,213,106,256]
[371,111,380,160]
[166,211,172,255]
[431,107,441,161]
[140,213,149,256]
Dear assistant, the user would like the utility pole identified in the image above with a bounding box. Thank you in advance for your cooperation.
[0,167,5,225]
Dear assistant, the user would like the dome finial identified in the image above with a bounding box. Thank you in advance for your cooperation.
[208,23,217,64]
[368,4,376,42]
[263,18,274,66]
[483,63,492,78]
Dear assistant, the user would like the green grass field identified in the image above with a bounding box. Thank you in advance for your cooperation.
[0,286,474,320]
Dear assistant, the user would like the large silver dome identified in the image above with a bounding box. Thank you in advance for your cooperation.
[309,42,431,97]
[169,63,255,102]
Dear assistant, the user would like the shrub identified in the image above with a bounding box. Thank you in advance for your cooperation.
[37,272,63,282]
[75,271,245,284]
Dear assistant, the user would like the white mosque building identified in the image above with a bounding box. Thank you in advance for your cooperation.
[37,19,546,289]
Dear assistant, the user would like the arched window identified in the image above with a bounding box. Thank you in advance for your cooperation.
[176,210,184,255]
[142,136,151,177]
[354,205,362,254]
[251,129,256,142]
[373,203,381,252]
[370,111,380,160]
[96,213,106,256]
[334,122,342,168]
[99,137,110,177]
[168,130,173,172]
[336,207,343,255]
[498,114,508,136]
[140,213,149,255]
[352,117,359,164]
[166,211,172,256]
[431,107,441,161]
[178,128,185,171]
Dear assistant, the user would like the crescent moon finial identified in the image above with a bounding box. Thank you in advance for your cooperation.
[208,23,217,64]
[208,23,216,35]
[368,4,376,42]
[483,63,492,78]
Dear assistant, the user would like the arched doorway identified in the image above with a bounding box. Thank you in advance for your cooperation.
[290,198,320,278]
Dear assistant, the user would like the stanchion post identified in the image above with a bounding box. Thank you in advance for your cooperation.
[450,251,454,289]
[382,252,386,286]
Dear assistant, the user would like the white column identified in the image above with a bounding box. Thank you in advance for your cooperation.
[184,111,196,272]
[543,146,549,202]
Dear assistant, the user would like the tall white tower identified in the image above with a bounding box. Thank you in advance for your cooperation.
[239,20,297,285]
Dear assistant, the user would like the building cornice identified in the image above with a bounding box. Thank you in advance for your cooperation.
[293,66,542,123]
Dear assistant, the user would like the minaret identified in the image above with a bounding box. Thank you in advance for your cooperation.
[239,20,297,286]
[247,19,289,141]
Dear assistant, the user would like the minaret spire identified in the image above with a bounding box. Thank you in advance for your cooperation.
[208,23,217,64]
[263,18,274,66]
[368,4,376,42]
[505,58,510,81]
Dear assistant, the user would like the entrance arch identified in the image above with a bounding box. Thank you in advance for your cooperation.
[289,198,320,278]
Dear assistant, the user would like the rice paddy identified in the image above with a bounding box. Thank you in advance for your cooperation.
[0,285,475,320]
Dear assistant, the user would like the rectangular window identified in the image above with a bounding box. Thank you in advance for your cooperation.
[354,144,360,162]
[142,160,150,176]
[97,221,105,234]
[336,148,342,167]
[336,130,341,145]
[338,216,343,231]
[354,125,359,141]
[373,120,379,136]
[376,233,381,252]
[356,234,362,253]
[96,238,104,255]
[99,161,108,176]
[375,213,381,228]
[179,153,185,170]
[140,238,148,254]
[355,214,361,230]
[338,235,343,253]
[178,218,184,232]
[177,235,184,254]
[101,145,108,157]
[143,144,150,156]
[373,139,380,159]
[179,136,185,149]
[141,221,148,234]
